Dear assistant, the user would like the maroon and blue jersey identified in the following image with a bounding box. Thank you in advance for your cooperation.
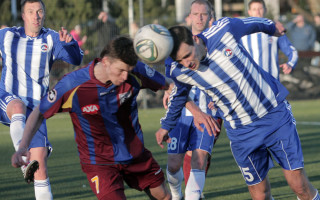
[39,58,166,164]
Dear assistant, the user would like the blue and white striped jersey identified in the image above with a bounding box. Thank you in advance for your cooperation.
[0,26,83,109]
[241,33,298,80]
[165,64,218,118]
[162,17,289,130]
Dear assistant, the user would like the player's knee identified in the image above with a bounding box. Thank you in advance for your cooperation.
[167,156,183,172]
[167,164,180,173]
[191,155,207,169]
[7,99,26,118]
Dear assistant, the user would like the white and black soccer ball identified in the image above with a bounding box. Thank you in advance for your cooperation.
[134,24,173,64]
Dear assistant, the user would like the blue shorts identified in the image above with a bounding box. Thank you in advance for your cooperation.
[228,100,304,185]
[0,91,52,153]
[167,114,215,155]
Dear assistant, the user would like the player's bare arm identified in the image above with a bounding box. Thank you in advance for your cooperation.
[155,128,171,149]
[59,27,73,43]
[11,106,44,168]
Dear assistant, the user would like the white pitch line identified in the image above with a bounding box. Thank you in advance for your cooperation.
[296,121,320,126]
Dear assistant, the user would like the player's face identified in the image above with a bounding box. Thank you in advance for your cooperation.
[22,2,45,37]
[189,3,211,35]
[248,2,265,18]
[106,58,134,86]
[175,42,201,71]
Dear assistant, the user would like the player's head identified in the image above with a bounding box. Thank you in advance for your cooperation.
[189,0,214,35]
[21,0,46,37]
[169,26,206,71]
[247,0,266,18]
[21,0,45,12]
[100,36,138,86]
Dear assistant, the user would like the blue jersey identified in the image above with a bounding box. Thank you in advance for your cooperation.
[165,65,217,117]
[241,33,298,80]
[39,59,166,164]
[161,17,289,131]
[0,26,83,109]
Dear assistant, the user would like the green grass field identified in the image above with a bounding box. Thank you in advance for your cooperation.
[0,99,319,199]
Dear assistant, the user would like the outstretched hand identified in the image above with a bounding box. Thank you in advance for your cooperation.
[155,128,171,149]
[11,147,30,168]
[59,27,73,43]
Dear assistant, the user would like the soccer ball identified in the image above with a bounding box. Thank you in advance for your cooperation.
[134,24,173,64]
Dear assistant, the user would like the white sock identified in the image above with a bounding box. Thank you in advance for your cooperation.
[10,114,28,167]
[313,190,320,200]
[34,178,53,200]
[185,169,205,200]
[166,167,183,200]
[10,114,26,151]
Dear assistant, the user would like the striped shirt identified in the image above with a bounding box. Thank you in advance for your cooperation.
[165,64,218,118]
[241,33,298,79]
[0,26,83,109]
[161,17,289,130]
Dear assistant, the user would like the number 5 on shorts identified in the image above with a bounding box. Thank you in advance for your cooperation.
[239,167,254,182]
[91,175,100,194]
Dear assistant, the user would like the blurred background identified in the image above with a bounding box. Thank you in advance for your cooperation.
[0,0,320,107]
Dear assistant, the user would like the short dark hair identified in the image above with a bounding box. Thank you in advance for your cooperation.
[100,36,138,66]
[248,0,266,10]
[21,0,46,12]
[168,26,194,60]
[190,0,214,20]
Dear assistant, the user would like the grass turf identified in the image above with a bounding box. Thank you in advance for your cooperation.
[0,99,319,199]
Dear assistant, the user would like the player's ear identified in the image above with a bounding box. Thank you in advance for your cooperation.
[101,56,110,66]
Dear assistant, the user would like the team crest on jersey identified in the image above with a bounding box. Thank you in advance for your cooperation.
[119,91,132,105]
[144,64,155,77]
[47,89,57,103]
[223,48,234,58]
[82,104,100,114]
[268,37,273,44]
[41,43,48,52]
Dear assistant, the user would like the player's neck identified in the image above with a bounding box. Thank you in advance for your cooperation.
[94,62,110,84]
[192,28,207,36]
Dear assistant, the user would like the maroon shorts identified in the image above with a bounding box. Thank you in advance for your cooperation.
[81,149,165,200]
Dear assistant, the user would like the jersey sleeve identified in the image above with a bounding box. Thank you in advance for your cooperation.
[234,17,276,40]
[131,61,167,91]
[199,17,276,55]
[278,35,298,68]
[51,31,83,66]
[39,72,81,119]
[160,61,192,131]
